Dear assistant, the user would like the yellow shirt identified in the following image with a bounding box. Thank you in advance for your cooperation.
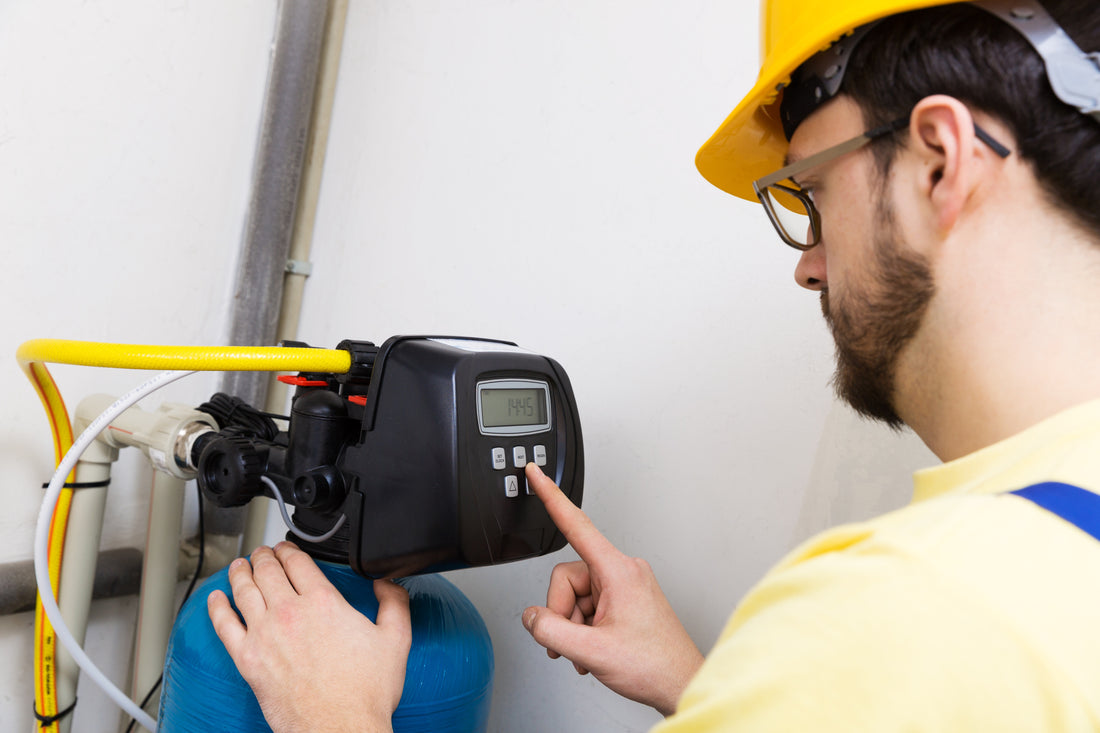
[656,400,1100,732]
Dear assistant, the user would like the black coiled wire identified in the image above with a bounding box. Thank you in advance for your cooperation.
[195,393,284,439]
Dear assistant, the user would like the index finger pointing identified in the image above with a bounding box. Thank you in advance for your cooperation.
[525,463,618,564]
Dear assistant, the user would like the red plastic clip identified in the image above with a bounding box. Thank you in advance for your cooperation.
[277,375,329,387]
[347,395,368,406]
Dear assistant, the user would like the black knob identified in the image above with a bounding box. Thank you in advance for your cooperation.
[197,434,266,507]
[292,466,346,511]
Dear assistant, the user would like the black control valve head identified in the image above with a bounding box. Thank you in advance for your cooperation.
[196,433,269,508]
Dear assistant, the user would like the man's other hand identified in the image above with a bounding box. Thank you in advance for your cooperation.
[207,542,411,733]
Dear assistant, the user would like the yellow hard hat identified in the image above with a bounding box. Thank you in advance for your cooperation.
[696,0,959,202]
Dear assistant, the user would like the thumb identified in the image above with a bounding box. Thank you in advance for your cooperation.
[522,605,598,668]
[373,579,412,637]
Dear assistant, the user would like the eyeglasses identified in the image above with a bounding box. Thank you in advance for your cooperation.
[752,116,1012,251]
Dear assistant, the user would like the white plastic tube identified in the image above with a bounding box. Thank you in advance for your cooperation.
[34,370,194,733]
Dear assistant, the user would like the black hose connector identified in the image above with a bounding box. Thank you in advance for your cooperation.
[197,434,268,508]
[336,339,378,389]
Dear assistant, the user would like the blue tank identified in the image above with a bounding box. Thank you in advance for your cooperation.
[158,563,493,732]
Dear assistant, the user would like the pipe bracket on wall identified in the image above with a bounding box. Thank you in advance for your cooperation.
[285,258,314,276]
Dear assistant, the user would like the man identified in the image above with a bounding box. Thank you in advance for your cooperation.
[208,0,1100,730]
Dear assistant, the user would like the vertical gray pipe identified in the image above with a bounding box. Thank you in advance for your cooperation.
[209,0,329,536]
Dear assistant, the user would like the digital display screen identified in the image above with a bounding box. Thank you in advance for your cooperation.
[480,387,548,428]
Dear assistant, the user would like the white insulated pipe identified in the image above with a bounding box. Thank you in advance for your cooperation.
[130,472,187,721]
[51,394,216,731]
[55,446,113,733]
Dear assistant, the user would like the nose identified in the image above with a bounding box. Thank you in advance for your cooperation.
[794,243,826,291]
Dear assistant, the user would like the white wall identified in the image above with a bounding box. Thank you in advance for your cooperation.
[0,2,276,730]
[304,2,935,731]
[1,1,935,732]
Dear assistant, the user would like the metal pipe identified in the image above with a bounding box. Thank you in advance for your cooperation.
[209,0,330,540]
[242,0,350,554]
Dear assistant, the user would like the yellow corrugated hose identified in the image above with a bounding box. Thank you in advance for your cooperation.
[18,339,351,731]
[17,339,352,374]
[22,360,75,733]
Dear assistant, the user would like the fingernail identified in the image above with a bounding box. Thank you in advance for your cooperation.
[522,608,536,630]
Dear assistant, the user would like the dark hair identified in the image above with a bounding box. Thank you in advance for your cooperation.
[840,1,1100,235]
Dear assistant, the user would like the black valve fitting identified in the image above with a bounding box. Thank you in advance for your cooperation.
[196,433,269,508]
[336,339,378,388]
[292,466,345,511]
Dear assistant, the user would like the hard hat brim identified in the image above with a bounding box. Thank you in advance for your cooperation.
[695,0,958,203]
[695,74,789,203]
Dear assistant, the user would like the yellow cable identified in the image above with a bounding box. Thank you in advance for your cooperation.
[20,338,351,729]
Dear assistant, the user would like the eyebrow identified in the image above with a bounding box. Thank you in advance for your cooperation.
[781,150,810,185]
[783,144,812,169]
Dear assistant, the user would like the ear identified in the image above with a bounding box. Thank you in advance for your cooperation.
[908,95,985,234]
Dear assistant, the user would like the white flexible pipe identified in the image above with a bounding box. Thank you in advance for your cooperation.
[34,370,194,733]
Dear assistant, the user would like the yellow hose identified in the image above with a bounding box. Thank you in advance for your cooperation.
[20,338,352,729]
[17,339,352,373]
[23,361,76,733]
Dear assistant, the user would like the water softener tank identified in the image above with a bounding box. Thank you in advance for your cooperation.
[158,563,493,732]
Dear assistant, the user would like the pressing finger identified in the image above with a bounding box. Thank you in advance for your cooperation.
[526,463,618,566]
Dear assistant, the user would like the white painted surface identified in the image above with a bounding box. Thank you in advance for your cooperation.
[0,2,275,729]
[2,1,934,731]
[298,2,933,731]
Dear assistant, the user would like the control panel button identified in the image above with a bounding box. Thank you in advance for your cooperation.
[491,447,506,470]
[526,476,534,495]
[533,444,547,467]
[513,446,527,468]
[505,475,520,498]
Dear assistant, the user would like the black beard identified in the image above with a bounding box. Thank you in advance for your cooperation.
[821,200,935,429]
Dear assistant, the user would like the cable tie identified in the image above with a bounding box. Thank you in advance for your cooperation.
[40,479,111,490]
[34,698,77,727]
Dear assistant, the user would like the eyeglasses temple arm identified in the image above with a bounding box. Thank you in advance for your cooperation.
[973,123,1012,157]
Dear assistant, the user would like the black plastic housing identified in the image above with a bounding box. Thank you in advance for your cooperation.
[196,335,584,579]
[342,336,584,578]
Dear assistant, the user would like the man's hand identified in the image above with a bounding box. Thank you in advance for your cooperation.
[521,464,704,716]
[207,542,412,733]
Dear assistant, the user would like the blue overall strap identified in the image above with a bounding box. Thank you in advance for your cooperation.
[1009,482,1100,542]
